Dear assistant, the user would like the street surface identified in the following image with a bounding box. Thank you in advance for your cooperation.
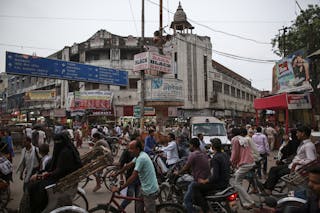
[7,142,277,213]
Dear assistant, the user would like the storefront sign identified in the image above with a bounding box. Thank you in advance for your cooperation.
[91,110,113,116]
[133,52,172,74]
[145,78,184,102]
[70,110,85,117]
[25,90,56,101]
[133,106,156,117]
[70,90,113,110]
[287,93,312,110]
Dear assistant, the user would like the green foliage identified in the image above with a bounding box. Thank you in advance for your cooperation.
[272,5,320,56]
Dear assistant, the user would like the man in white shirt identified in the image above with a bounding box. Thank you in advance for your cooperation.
[25,125,32,139]
[264,125,316,194]
[289,126,317,171]
[160,133,180,167]
[114,125,122,137]
[197,133,207,153]
[91,126,98,138]
[38,129,46,146]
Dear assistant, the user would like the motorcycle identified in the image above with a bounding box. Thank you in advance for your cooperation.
[200,186,238,213]
[258,195,306,213]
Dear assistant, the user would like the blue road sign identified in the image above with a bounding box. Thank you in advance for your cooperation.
[5,51,128,86]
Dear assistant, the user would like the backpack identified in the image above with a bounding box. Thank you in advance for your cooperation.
[31,131,39,147]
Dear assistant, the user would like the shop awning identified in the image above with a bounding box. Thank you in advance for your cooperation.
[254,93,288,110]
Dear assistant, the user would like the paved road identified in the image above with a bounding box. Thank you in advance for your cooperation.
[6,143,278,212]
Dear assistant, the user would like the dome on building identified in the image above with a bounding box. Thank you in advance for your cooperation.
[174,2,187,22]
[170,2,194,33]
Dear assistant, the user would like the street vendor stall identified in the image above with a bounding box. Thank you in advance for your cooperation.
[254,92,313,133]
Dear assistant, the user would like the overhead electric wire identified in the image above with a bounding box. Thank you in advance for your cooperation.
[145,0,271,45]
[0,43,58,51]
[0,14,158,23]
[128,0,139,35]
[169,34,277,63]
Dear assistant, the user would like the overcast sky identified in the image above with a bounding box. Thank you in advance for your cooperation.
[0,0,318,91]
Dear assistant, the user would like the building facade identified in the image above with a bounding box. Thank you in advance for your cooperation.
[5,3,259,126]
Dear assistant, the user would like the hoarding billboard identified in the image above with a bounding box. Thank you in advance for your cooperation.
[272,50,312,94]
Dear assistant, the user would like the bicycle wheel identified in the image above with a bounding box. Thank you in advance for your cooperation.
[158,184,171,203]
[103,168,122,191]
[73,191,89,211]
[50,205,88,213]
[89,204,118,213]
[156,203,186,213]
[110,138,119,157]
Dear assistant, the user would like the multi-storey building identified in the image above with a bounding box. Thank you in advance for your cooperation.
[6,3,259,126]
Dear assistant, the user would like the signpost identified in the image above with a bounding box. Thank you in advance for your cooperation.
[6,51,128,86]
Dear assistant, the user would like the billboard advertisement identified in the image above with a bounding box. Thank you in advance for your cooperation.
[272,50,312,94]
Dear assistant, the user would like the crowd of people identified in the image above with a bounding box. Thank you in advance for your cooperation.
[0,121,320,213]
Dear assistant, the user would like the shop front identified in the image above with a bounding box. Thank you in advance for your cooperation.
[254,92,313,133]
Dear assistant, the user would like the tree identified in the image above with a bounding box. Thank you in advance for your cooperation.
[271,4,320,57]
[272,5,320,123]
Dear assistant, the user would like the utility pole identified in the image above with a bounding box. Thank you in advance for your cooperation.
[140,0,145,133]
[159,0,164,55]
[279,26,289,57]
[160,0,163,37]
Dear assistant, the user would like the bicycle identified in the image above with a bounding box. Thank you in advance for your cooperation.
[88,191,185,213]
[0,179,10,213]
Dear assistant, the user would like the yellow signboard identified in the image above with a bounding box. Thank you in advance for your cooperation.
[25,90,56,101]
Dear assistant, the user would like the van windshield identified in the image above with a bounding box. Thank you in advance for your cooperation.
[192,123,226,136]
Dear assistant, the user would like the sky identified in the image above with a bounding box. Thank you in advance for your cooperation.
[0,0,319,91]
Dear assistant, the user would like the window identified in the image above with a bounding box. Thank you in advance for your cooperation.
[212,80,222,93]
[231,86,235,97]
[242,91,245,99]
[237,89,241,98]
[250,95,253,102]
[204,56,208,101]
[129,78,139,89]
[174,52,178,79]
[224,84,230,95]
[246,93,249,101]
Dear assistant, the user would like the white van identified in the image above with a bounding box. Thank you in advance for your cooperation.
[190,116,231,153]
